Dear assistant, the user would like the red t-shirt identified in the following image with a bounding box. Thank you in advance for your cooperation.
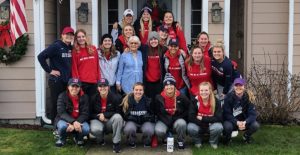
[100,97,107,113]
[186,56,212,95]
[165,50,185,89]
[197,96,213,117]
[161,90,180,115]
[71,46,101,83]
[146,49,161,82]
[139,21,149,45]
[68,93,79,119]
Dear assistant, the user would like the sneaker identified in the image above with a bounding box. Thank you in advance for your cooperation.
[128,142,136,148]
[55,138,65,147]
[162,139,167,145]
[210,144,218,149]
[73,137,84,146]
[97,139,105,146]
[53,130,59,139]
[177,141,185,149]
[231,131,239,137]
[243,134,252,144]
[194,143,202,148]
[113,143,121,153]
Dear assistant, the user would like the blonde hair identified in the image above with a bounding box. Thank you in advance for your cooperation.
[121,24,135,44]
[199,82,216,114]
[120,82,144,113]
[186,47,206,73]
[139,13,152,38]
[212,39,225,57]
[73,29,94,55]
[247,90,256,103]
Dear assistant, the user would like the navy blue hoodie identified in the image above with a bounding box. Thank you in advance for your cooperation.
[211,56,233,94]
[37,40,72,83]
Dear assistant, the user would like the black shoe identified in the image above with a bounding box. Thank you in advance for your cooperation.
[144,142,151,148]
[162,139,167,145]
[177,141,185,149]
[113,143,121,153]
[55,138,66,147]
[97,139,105,146]
[128,142,136,148]
[73,137,84,146]
[243,134,252,144]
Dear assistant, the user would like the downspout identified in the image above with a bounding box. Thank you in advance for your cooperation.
[224,0,230,57]
[288,0,294,98]
[34,0,51,124]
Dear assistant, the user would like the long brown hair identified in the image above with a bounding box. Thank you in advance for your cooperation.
[199,82,216,114]
[186,47,206,73]
[73,29,95,55]
[120,82,144,113]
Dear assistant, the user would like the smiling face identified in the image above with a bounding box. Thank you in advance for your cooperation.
[98,85,109,97]
[164,84,175,97]
[213,47,224,61]
[163,12,174,25]
[234,84,245,97]
[142,11,151,22]
[199,84,210,100]
[68,85,80,96]
[149,38,159,47]
[133,85,144,101]
[168,45,179,55]
[75,31,87,47]
[61,33,74,45]
[198,34,209,48]
[123,25,134,38]
[158,30,168,40]
[124,15,133,24]
[102,38,112,49]
[192,48,203,63]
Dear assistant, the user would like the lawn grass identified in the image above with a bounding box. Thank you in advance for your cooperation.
[192,125,300,155]
[0,125,299,155]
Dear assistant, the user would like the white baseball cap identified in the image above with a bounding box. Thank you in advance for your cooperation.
[123,9,134,16]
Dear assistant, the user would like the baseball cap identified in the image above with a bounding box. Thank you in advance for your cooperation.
[68,78,81,87]
[233,78,246,86]
[123,9,134,16]
[62,26,74,35]
[97,78,109,87]
[168,38,179,46]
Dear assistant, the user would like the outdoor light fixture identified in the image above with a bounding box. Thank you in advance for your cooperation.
[211,2,222,23]
[0,0,10,21]
[77,2,89,23]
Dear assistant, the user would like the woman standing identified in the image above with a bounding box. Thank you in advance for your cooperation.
[134,6,153,46]
[121,82,155,148]
[195,31,213,58]
[98,34,120,94]
[211,40,233,99]
[72,29,101,97]
[143,31,167,101]
[163,11,188,57]
[155,73,190,149]
[186,47,212,97]
[37,26,74,124]
[115,25,135,53]
[55,78,90,147]
[164,38,190,96]
[187,82,223,149]
[116,36,143,94]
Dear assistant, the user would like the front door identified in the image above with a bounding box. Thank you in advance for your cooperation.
[230,0,245,76]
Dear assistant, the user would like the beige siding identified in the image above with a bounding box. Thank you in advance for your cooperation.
[293,1,300,73]
[0,0,57,119]
[208,0,225,44]
[249,0,289,71]
[76,0,93,42]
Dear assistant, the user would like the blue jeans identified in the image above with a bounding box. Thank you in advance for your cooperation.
[57,120,90,141]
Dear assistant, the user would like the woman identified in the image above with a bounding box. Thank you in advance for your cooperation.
[90,78,123,153]
[121,82,155,148]
[186,47,212,97]
[37,26,74,124]
[155,73,190,149]
[158,24,169,47]
[111,9,135,44]
[134,6,153,46]
[116,36,143,94]
[163,11,188,57]
[187,82,223,149]
[98,34,121,94]
[72,29,101,97]
[143,31,167,101]
[195,31,213,58]
[115,24,135,53]
[211,40,233,99]
[55,78,90,147]
[223,78,259,145]
[164,38,190,96]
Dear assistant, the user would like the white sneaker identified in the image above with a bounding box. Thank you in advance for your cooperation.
[195,143,202,148]
[210,144,218,149]
[231,131,239,137]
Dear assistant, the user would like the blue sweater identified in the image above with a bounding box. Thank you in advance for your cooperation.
[116,51,143,94]
[211,56,233,94]
[38,40,72,83]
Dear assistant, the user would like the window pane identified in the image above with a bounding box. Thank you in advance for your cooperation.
[108,11,118,23]
[191,25,201,39]
[108,0,118,9]
[191,0,202,10]
[192,11,201,24]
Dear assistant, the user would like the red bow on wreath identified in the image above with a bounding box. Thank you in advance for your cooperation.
[0,24,13,48]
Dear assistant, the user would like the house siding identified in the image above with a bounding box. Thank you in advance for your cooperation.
[293,0,300,73]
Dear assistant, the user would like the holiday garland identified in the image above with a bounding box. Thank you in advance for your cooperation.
[0,22,29,65]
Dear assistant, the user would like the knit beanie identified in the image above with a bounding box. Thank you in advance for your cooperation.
[101,34,113,44]
[148,31,160,42]
[163,73,176,87]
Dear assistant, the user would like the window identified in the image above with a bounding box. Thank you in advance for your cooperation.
[191,0,202,43]
[107,0,118,31]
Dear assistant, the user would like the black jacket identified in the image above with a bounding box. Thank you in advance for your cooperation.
[155,94,190,127]
[122,95,155,124]
[223,91,257,125]
[90,92,122,120]
[56,91,89,124]
[188,96,222,127]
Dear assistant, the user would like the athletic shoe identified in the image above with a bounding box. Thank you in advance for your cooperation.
[113,143,121,153]
[177,141,185,149]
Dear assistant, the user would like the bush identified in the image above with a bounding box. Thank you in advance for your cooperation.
[247,53,300,124]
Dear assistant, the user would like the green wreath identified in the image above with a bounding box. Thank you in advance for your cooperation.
[0,34,29,65]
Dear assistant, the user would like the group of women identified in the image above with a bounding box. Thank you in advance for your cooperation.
[37,7,259,153]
